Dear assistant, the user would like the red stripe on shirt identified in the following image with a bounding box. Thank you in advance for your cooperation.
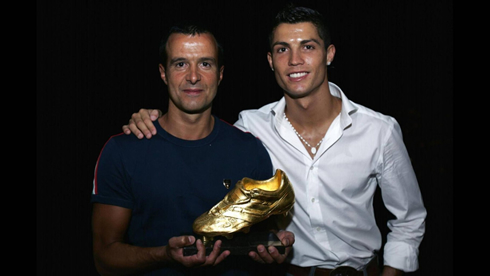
[93,132,125,195]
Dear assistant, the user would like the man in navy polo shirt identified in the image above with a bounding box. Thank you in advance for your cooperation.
[92,23,294,276]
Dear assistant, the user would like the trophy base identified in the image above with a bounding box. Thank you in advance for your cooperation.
[183,231,285,256]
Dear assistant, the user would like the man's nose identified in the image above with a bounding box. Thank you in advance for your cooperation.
[186,66,201,84]
[288,50,304,66]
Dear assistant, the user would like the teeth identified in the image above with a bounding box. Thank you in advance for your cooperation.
[289,72,307,78]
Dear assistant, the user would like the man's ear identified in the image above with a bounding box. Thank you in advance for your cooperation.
[326,44,336,66]
[159,64,168,85]
[267,52,274,71]
[218,65,224,85]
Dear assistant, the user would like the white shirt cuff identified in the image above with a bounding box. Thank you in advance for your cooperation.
[383,241,420,272]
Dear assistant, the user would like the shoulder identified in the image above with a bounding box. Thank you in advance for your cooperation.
[238,101,278,121]
[215,118,269,156]
[234,100,281,134]
[356,104,396,123]
[105,132,151,147]
[333,82,400,132]
[350,102,402,137]
[216,117,263,143]
[99,132,154,159]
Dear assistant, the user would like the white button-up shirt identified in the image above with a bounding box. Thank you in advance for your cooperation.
[234,82,426,272]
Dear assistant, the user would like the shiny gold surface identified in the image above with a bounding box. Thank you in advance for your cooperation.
[193,169,295,242]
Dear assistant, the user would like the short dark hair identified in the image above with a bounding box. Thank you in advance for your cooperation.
[268,4,331,52]
[159,23,224,70]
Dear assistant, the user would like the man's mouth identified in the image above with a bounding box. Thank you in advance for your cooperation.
[288,72,308,79]
[183,88,203,94]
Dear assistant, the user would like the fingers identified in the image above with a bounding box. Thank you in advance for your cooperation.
[167,236,229,268]
[123,109,161,139]
[248,245,266,263]
[194,238,206,260]
[168,235,195,249]
[194,239,230,267]
[205,239,221,261]
[167,236,208,267]
[249,244,290,264]
[122,124,132,135]
[213,249,230,266]
[138,109,157,139]
[165,236,194,264]
[248,230,294,264]
[277,230,295,248]
[206,240,229,266]
[149,109,161,121]
[249,244,277,264]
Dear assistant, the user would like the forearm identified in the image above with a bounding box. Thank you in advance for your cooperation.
[94,241,170,276]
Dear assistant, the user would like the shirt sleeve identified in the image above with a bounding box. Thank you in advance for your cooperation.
[91,137,134,209]
[235,111,273,178]
[234,111,249,133]
[378,118,427,272]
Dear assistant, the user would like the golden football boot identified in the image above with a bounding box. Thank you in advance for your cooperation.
[192,169,295,243]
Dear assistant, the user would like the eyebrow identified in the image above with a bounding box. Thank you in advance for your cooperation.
[272,38,322,48]
[170,57,187,64]
[170,57,217,64]
[199,57,217,64]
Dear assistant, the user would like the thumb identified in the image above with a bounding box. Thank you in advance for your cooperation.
[169,235,196,248]
[180,235,196,247]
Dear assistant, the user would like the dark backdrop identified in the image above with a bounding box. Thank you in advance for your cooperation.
[37,0,453,275]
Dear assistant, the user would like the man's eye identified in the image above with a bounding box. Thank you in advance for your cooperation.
[202,62,210,67]
[176,62,185,67]
[277,47,287,53]
[305,45,314,50]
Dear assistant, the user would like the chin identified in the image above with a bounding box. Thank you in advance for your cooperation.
[284,86,311,98]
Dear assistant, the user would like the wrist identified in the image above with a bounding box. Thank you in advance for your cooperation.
[151,245,174,266]
[163,245,177,264]
[382,266,404,276]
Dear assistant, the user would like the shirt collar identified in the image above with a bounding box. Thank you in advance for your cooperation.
[270,82,358,130]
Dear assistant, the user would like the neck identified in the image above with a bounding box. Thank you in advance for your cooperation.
[158,109,214,140]
[283,84,342,159]
[284,85,341,130]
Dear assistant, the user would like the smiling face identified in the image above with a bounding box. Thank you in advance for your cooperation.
[159,32,224,114]
[267,22,335,99]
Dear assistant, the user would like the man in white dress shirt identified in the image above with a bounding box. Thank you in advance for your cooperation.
[123,5,426,276]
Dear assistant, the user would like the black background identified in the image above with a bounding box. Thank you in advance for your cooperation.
[37,0,453,275]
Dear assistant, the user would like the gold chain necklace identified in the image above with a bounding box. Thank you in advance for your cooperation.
[284,113,324,155]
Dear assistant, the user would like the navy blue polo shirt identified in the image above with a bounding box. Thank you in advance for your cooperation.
[92,116,274,275]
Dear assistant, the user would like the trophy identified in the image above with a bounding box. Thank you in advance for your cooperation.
[183,169,295,256]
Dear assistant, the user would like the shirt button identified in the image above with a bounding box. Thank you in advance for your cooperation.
[316,227,322,231]
[310,166,314,170]
[311,197,315,203]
